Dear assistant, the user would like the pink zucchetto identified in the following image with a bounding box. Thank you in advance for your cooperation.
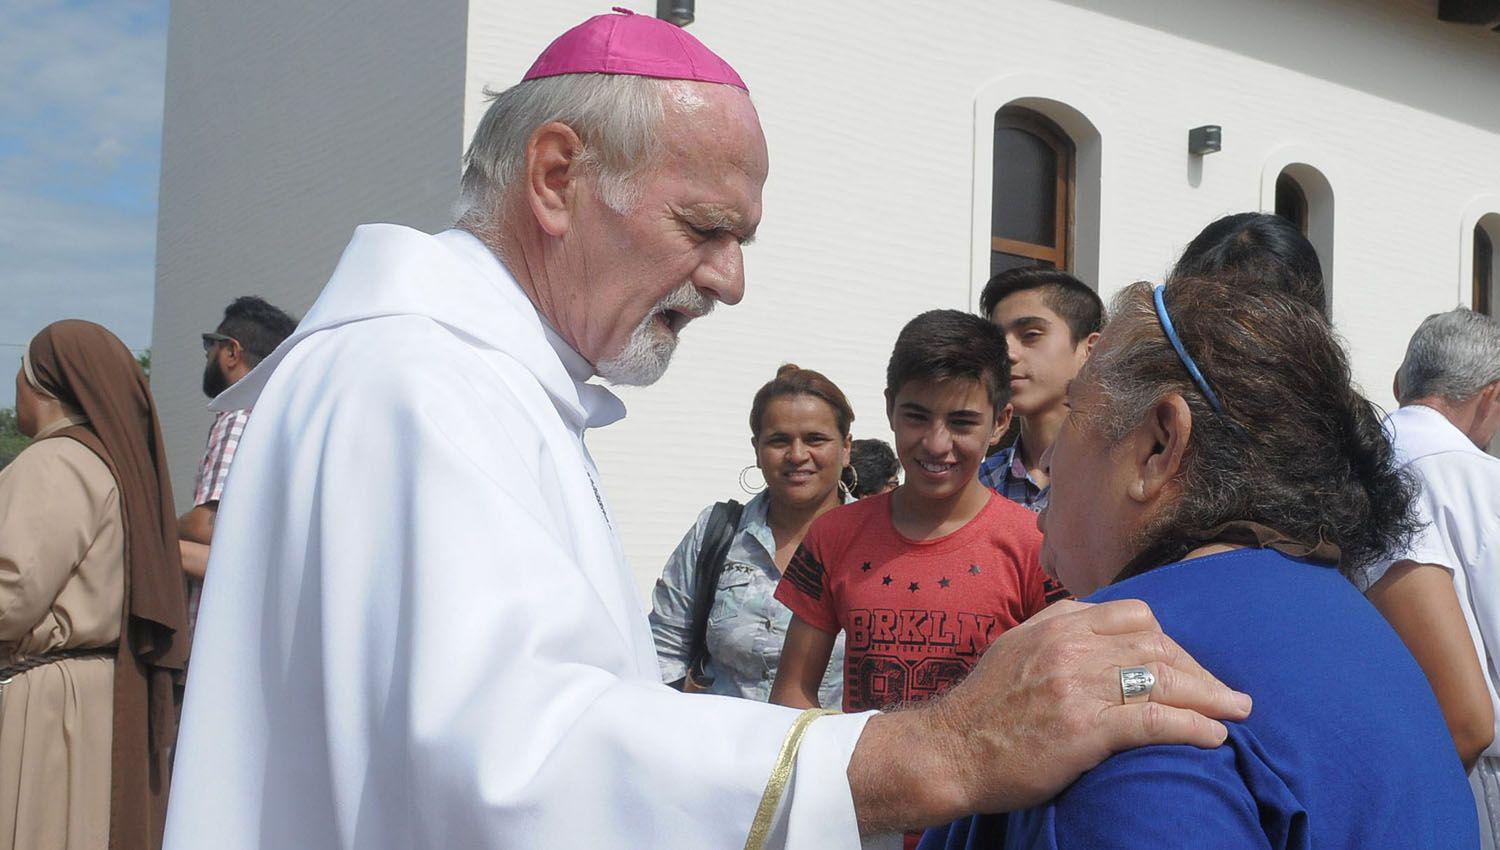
[522,7,747,92]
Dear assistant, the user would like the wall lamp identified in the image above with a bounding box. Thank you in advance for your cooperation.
[657,0,695,27]
[1189,125,1222,156]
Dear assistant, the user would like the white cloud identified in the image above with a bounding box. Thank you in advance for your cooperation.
[0,0,167,164]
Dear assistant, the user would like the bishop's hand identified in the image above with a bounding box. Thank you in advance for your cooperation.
[845,598,1252,836]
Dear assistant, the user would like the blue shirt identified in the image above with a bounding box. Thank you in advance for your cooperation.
[919,547,1478,850]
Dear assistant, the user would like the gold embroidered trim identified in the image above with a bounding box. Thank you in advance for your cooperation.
[744,707,838,850]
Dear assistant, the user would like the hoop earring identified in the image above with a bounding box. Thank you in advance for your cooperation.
[739,464,766,495]
[840,464,859,500]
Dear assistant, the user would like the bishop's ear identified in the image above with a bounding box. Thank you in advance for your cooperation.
[525,121,584,238]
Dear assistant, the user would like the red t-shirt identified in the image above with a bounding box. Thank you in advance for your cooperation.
[775,490,1055,713]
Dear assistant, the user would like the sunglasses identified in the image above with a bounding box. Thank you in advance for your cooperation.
[201,332,238,353]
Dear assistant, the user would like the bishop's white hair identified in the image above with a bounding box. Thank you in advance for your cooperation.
[453,73,669,232]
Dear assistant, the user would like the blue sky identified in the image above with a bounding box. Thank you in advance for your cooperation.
[0,0,168,406]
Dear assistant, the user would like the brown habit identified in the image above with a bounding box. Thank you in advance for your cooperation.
[27,321,190,850]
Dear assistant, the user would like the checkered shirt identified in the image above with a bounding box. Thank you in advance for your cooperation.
[192,408,251,506]
[977,441,1048,512]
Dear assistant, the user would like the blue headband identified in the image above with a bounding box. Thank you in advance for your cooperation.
[1152,284,1231,418]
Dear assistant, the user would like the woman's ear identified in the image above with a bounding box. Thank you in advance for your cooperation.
[525,121,584,238]
[1131,393,1192,504]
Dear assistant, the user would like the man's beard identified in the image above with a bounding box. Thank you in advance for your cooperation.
[596,282,714,387]
[202,357,230,399]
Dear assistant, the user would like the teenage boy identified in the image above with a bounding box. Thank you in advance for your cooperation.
[771,309,1052,714]
[771,310,1055,849]
[976,268,1104,511]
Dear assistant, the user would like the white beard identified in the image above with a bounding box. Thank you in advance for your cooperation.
[596,281,714,386]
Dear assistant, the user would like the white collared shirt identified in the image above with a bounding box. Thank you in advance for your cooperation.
[1356,404,1500,758]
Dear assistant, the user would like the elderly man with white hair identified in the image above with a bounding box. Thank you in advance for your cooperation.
[1358,307,1500,848]
[163,10,1248,850]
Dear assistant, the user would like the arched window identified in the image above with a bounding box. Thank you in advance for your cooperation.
[991,108,1073,276]
[1275,172,1308,235]
[1266,162,1334,316]
[1476,215,1500,317]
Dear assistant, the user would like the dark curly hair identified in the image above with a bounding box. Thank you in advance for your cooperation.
[1083,278,1417,578]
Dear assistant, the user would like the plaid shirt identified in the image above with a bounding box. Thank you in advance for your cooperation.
[977,440,1048,512]
[192,408,250,506]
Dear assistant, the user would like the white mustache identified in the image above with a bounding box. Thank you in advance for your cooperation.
[651,282,714,323]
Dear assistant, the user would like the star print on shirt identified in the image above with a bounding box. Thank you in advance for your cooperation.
[860,561,872,572]
[939,577,951,588]
[882,575,893,586]
[908,581,920,593]
[969,564,982,575]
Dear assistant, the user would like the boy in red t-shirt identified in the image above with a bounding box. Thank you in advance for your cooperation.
[771,309,1058,715]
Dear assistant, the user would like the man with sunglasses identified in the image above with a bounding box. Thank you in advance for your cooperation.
[179,297,297,592]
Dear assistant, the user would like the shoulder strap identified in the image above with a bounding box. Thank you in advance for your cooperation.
[686,499,744,685]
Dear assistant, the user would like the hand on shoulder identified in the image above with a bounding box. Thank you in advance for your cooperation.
[847,598,1251,834]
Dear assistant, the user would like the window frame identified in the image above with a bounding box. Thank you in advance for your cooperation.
[991,108,1075,272]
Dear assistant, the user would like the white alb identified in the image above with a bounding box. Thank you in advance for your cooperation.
[162,225,888,850]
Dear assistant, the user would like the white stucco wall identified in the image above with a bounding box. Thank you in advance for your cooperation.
[155,0,1500,602]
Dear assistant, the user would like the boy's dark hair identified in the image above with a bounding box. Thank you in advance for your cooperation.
[217,296,299,366]
[1173,212,1327,317]
[978,267,1104,344]
[886,310,1010,414]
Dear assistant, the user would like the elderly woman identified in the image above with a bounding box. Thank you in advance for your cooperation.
[649,364,850,704]
[1181,215,1494,772]
[0,321,188,850]
[920,280,1476,848]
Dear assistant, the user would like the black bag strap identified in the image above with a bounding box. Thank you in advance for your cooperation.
[685,499,744,686]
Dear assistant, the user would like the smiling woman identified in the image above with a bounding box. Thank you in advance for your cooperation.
[648,364,854,705]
